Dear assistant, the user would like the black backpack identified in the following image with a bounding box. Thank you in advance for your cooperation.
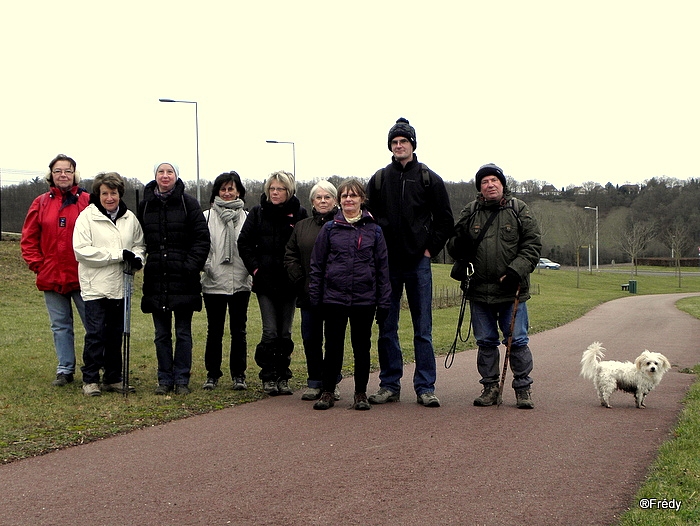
[373,163,431,191]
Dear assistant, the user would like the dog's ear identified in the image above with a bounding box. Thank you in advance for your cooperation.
[658,354,671,371]
[635,353,646,370]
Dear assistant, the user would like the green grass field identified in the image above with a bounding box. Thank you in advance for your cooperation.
[1,239,699,524]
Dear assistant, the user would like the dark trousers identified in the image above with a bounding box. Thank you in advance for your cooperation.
[82,298,124,384]
[203,292,251,380]
[152,309,194,386]
[322,304,375,394]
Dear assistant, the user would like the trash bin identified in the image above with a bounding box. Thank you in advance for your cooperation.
[628,279,638,294]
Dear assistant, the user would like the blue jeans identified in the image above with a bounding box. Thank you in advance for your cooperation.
[82,298,124,384]
[152,310,194,386]
[470,300,533,389]
[377,256,436,395]
[203,292,251,380]
[44,290,87,375]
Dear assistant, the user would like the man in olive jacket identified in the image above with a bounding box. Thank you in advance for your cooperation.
[447,163,541,409]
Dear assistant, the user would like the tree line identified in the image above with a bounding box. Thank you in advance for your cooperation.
[2,174,699,269]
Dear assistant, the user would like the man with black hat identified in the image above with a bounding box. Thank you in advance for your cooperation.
[447,163,541,408]
[365,118,454,408]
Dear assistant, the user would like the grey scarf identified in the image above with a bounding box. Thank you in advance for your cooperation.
[213,197,244,263]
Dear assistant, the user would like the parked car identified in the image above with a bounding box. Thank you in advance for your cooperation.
[537,257,561,270]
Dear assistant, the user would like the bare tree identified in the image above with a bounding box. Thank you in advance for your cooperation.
[661,221,691,287]
[614,220,656,276]
[564,208,593,287]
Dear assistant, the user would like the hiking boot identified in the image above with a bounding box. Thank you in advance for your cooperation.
[102,382,135,394]
[232,377,247,391]
[82,383,101,396]
[313,391,335,410]
[516,388,534,409]
[174,384,191,395]
[52,373,74,387]
[263,380,279,396]
[417,392,441,407]
[202,377,217,391]
[154,384,173,395]
[277,379,293,395]
[368,388,400,404]
[474,384,500,406]
[334,384,341,401]
[301,387,322,401]
[353,392,371,411]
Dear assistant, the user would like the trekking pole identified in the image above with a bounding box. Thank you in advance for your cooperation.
[497,284,521,407]
[122,259,134,398]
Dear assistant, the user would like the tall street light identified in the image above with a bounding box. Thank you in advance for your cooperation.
[584,206,599,271]
[159,98,200,203]
[266,140,295,179]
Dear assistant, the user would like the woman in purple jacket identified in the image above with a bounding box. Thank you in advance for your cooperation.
[308,178,391,410]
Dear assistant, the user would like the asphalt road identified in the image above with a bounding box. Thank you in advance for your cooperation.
[2,292,699,526]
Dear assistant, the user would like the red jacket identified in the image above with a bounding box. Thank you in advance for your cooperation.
[21,185,90,293]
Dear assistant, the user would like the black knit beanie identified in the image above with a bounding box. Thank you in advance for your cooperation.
[475,163,507,190]
[387,118,417,151]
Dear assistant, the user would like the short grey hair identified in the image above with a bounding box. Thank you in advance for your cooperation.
[309,180,337,205]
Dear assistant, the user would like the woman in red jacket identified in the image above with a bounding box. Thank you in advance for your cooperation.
[21,154,90,386]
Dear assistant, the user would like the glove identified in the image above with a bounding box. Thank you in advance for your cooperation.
[500,267,520,292]
[122,249,143,271]
[375,307,389,326]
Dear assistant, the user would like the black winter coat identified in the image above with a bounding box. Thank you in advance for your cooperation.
[138,179,210,313]
[238,194,308,298]
[365,155,454,267]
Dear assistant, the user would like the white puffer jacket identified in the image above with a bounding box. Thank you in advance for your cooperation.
[73,202,146,301]
[201,208,252,295]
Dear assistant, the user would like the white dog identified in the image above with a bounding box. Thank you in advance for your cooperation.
[580,341,671,408]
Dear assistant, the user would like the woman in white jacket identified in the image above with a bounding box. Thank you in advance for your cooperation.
[73,172,145,396]
[201,172,252,391]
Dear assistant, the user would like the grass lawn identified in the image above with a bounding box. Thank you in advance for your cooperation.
[1,239,699,524]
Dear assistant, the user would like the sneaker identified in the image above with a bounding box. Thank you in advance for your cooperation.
[232,377,247,391]
[313,391,335,410]
[277,379,293,395]
[174,384,191,395]
[474,384,500,406]
[154,384,173,395]
[301,387,322,401]
[417,392,441,407]
[263,380,279,396]
[202,377,217,391]
[368,388,400,404]
[52,373,74,387]
[353,392,371,411]
[82,383,101,397]
[102,382,135,394]
[333,384,341,401]
[516,388,534,409]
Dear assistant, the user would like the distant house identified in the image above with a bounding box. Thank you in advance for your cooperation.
[619,184,640,194]
[540,184,561,196]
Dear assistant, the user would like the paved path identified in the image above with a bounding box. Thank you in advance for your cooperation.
[2,293,699,525]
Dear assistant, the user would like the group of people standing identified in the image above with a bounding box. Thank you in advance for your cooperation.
[20,116,541,409]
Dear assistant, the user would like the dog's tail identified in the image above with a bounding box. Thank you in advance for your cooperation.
[580,341,605,380]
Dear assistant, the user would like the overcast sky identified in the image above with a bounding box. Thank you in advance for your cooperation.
[2,1,698,192]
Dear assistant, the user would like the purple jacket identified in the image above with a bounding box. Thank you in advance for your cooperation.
[309,209,391,309]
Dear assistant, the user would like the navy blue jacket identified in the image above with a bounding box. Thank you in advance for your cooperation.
[308,209,391,309]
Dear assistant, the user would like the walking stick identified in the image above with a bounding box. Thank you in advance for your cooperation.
[122,259,134,398]
[497,284,521,407]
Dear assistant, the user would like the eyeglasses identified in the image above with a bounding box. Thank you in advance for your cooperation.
[52,169,74,175]
[269,186,288,193]
[340,193,360,199]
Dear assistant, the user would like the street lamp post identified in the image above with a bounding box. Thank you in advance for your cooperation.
[159,98,200,203]
[265,140,295,179]
[584,206,599,271]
